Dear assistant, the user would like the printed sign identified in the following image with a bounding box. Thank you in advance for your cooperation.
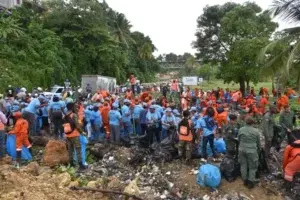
[182,76,198,86]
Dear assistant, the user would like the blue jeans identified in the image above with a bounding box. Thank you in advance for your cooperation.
[92,125,106,142]
[0,131,5,159]
[122,121,133,137]
[161,128,168,140]
[133,119,141,135]
[202,134,216,159]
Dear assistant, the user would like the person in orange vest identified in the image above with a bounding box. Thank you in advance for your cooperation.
[245,95,254,107]
[259,94,269,114]
[277,92,289,111]
[101,102,111,139]
[63,103,86,170]
[130,74,136,95]
[216,106,228,128]
[0,110,7,161]
[178,110,193,163]
[287,88,296,99]
[9,111,32,169]
[125,89,132,99]
[283,139,300,184]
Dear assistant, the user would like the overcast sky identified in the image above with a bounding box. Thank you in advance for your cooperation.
[105,0,294,56]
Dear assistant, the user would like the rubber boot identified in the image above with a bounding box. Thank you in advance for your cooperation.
[79,162,87,170]
[16,151,22,169]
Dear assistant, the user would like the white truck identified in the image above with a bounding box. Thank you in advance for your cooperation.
[43,85,65,99]
[81,75,117,93]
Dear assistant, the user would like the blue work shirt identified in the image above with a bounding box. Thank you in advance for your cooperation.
[91,111,102,126]
[161,114,176,129]
[84,109,93,123]
[109,110,122,126]
[42,106,48,117]
[154,105,164,118]
[139,109,147,124]
[146,111,161,128]
[121,105,131,123]
[133,105,143,119]
[195,116,216,137]
[49,101,64,111]
[25,98,40,114]
[191,113,199,126]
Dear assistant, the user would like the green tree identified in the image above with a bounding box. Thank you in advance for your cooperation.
[197,64,216,82]
[165,53,178,62]
[259,0,300,90]
[192,2,237,63]
[194,2,277,95]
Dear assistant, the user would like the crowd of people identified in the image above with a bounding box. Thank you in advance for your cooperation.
[0,79,300,191]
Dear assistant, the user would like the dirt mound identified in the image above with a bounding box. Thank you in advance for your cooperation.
[0,164,106,200]
[43,140,69,167]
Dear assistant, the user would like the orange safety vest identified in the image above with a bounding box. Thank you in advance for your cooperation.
[283,140,300,182]
[179,120,193,142]
[63,113,80,138]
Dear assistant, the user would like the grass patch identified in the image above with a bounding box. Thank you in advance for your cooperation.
[191,80,273,91]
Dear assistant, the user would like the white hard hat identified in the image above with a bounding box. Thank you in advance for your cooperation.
[20,87,27,92]
[37,87,42,91]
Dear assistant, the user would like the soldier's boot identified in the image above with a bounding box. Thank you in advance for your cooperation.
[247,181,255,189]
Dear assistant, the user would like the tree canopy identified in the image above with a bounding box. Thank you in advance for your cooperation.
[0,0,159,91]
[194,2,277,95]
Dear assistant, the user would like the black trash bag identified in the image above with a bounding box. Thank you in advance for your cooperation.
[120,136,131,147]
[220,156,240,182]
[151,131,178,162]
[129,147,151,166]
[137,134,150,148]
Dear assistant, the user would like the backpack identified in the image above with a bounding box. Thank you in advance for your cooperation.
[204,116,216,131]
[63,113,77,134]
[179,119,190,136]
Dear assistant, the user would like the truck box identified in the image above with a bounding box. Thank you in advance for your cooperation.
[81,75,116,93]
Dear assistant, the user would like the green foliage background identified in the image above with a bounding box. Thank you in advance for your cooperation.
[0,0,159,91]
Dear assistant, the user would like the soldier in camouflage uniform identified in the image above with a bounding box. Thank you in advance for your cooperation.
[223,114,239,158]
[238,116,261,189]
[262,105,277,157]
[237,110,247,128]
[280,105,296,144]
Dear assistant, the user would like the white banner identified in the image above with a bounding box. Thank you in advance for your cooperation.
[182,76,198,86]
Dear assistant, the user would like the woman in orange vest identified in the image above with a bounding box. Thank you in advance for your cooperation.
[178,110,193,162]
[9,111,32,168]
[283,140,300,183]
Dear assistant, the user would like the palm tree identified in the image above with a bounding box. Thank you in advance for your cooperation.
[138,42,153,60]
[259,0,300,89]
[107,10,135,48]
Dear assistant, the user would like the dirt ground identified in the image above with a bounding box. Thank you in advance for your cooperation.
[0,163,108,200]
[177,169,282,200]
